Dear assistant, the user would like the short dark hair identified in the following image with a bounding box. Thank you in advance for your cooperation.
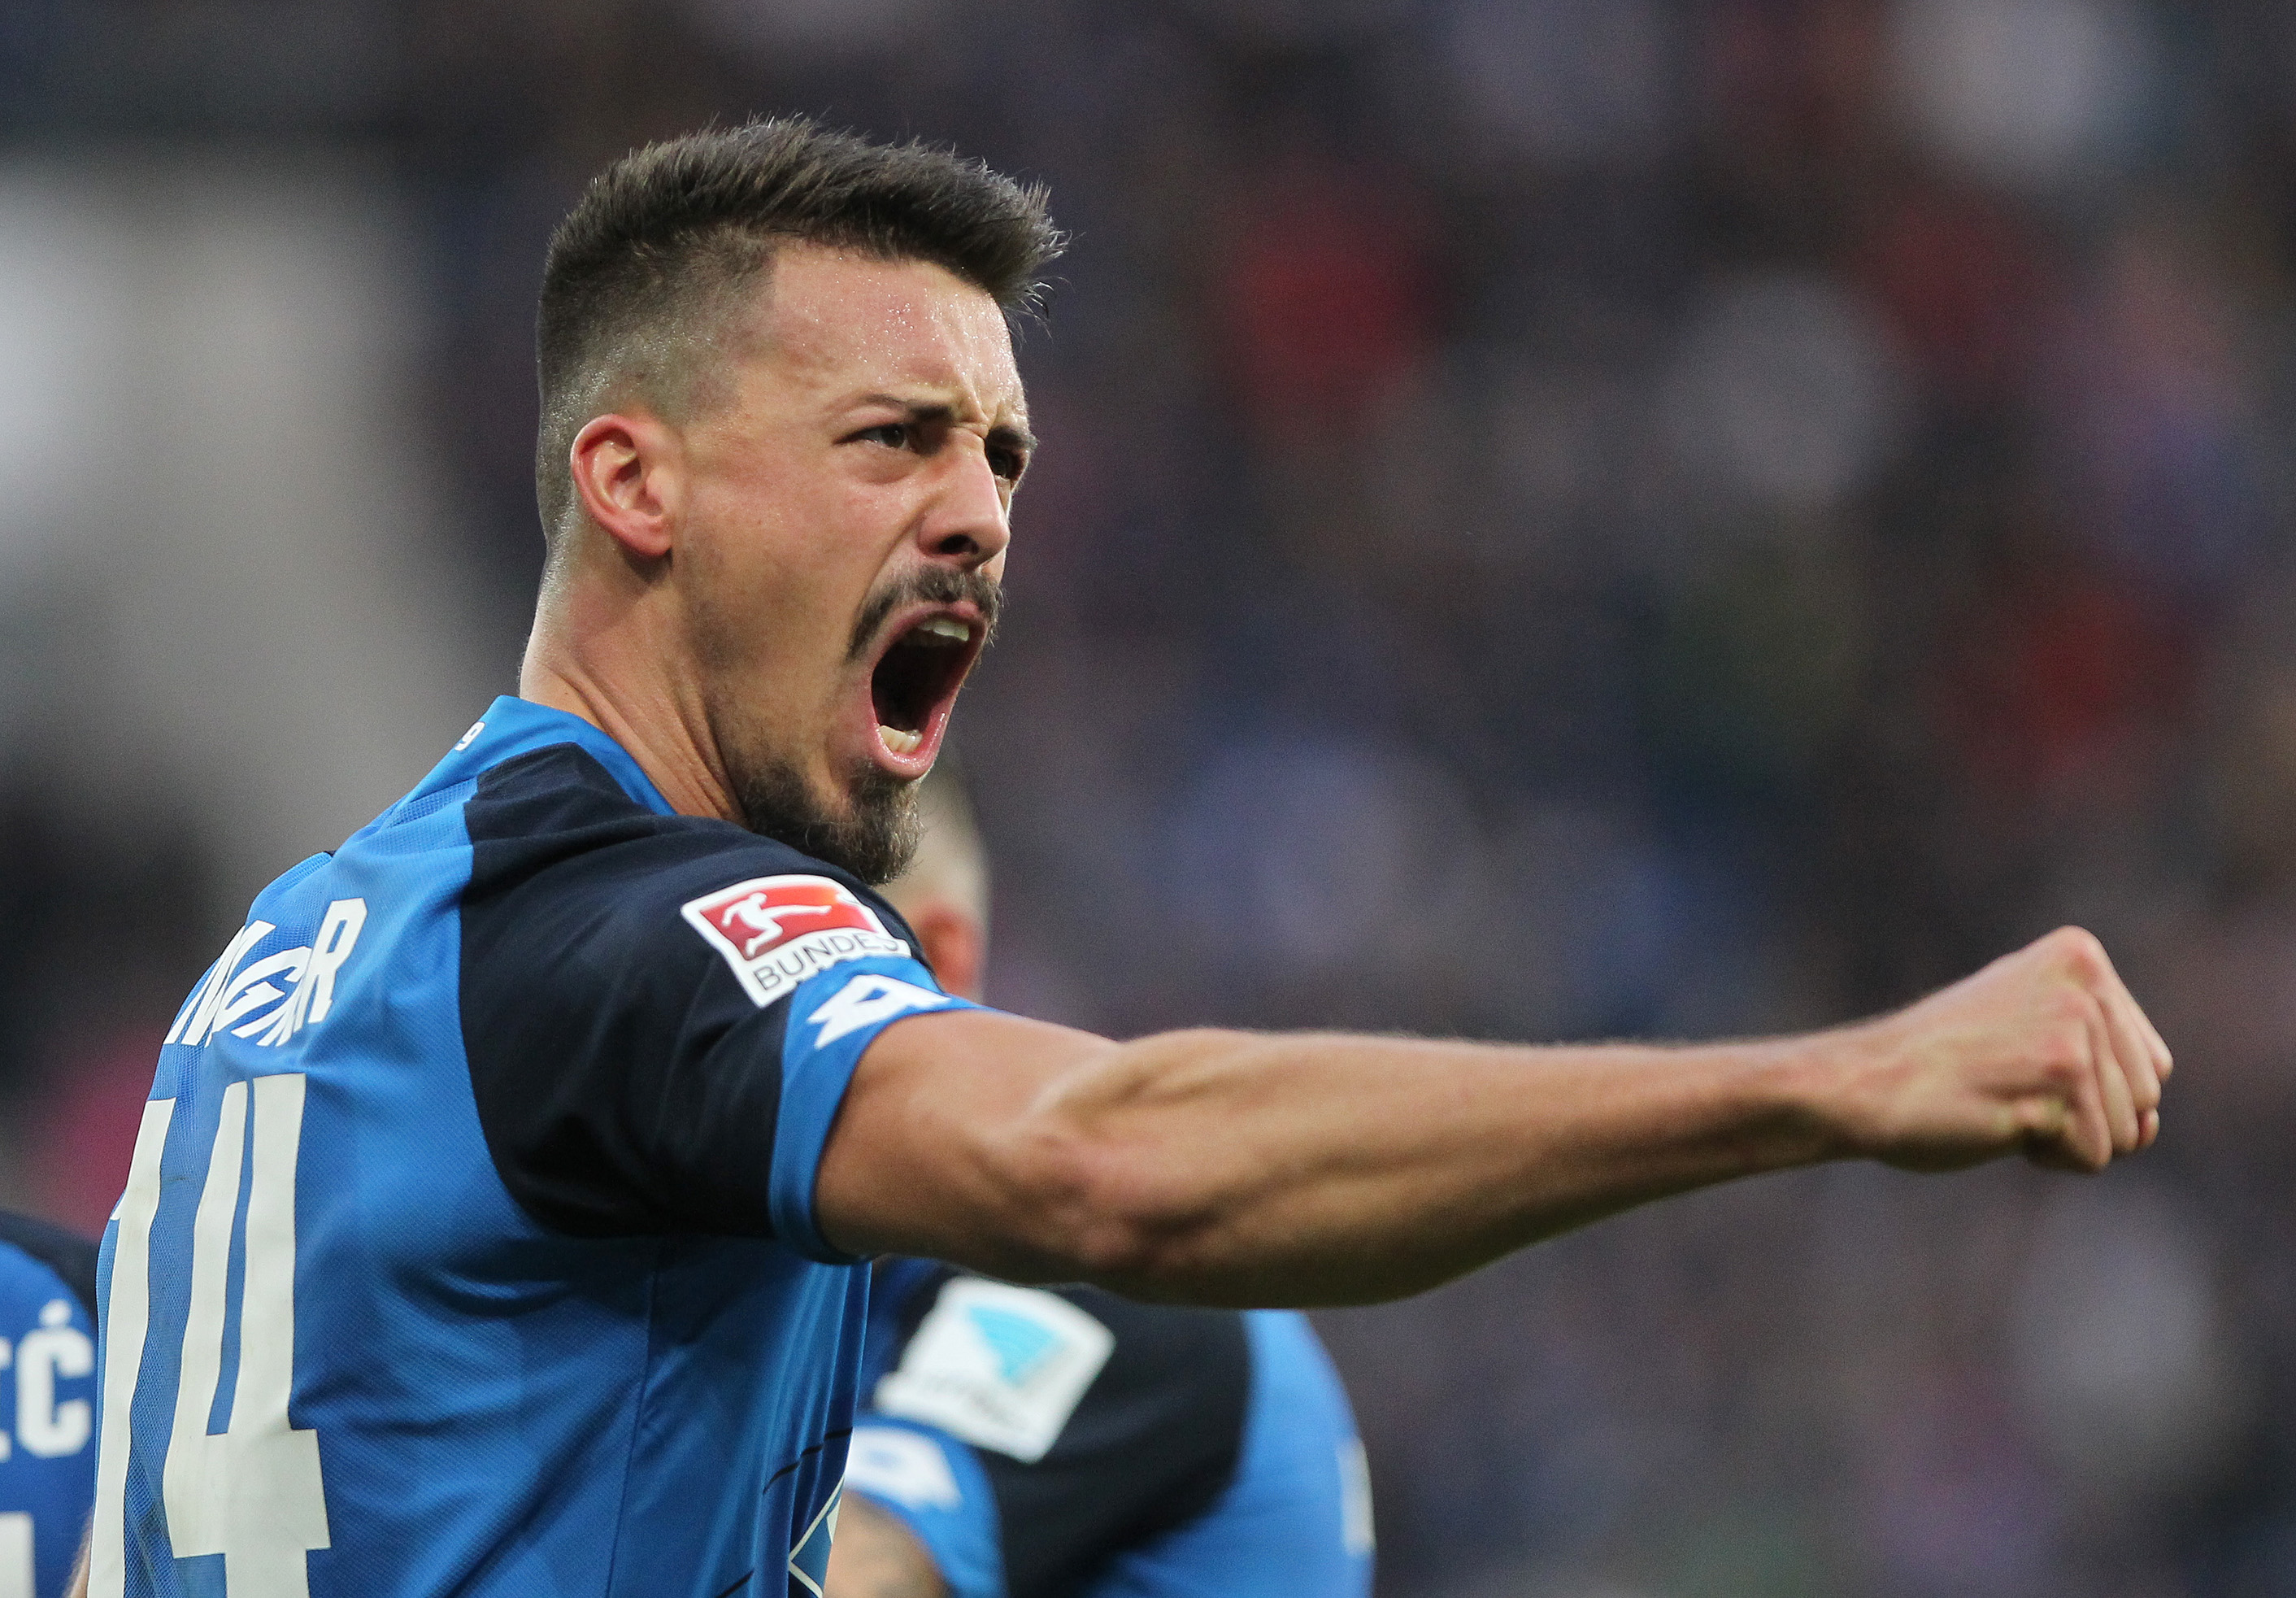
[533,118,1063,542]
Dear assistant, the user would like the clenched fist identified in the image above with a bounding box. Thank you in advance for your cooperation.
[1831,926,2171,1173]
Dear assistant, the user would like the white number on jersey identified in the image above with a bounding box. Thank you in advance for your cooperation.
[0,1512,29,1598]
[92,1076,331,1598]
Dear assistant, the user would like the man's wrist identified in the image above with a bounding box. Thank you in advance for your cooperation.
[1732,1023,1889,1169]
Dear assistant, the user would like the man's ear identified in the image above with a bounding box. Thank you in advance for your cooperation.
[569,411,681,560]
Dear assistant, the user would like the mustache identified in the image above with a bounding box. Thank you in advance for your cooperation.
[846,566,1005,662]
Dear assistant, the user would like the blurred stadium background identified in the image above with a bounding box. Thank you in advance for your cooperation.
[2,2,2293,1594]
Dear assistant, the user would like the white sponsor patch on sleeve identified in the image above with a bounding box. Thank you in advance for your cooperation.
[681,874,911,1006]
[872,1278,1116,1463]
[844,1426,963,1512]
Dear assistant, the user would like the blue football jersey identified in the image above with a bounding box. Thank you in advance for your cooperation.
[0,1213,99,1598]
[846,1262,1374,1598]
[90,696,979,1598]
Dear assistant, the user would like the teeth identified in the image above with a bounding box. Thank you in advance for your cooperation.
[914,616,972,645]
[880,725,922,755]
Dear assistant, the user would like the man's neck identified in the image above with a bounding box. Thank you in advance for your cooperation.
[519,620,741,827]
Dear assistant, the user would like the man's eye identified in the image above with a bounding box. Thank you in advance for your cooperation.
[988,446,1026,481]
[856,422,911,450]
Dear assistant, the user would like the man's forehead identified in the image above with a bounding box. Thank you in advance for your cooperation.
[742,246,1026,420]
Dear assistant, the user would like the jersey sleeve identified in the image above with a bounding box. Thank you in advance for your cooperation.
[458,747,980,1257]
[850,1269,1251,1598]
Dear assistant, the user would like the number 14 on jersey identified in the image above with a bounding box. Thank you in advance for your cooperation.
[93,1074,330,1598]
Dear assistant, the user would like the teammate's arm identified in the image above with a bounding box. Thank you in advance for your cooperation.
[825,1496,949,1598]
[817,927,2168,1305]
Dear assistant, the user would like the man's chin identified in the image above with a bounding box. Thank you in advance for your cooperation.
[728,757,919,886]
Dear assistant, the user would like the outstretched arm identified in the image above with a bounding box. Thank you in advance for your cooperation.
[815,928,2168,1306]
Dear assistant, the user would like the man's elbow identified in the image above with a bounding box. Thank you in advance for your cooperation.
[1041,1173,1204,1295]
[992,1099,1225,1295]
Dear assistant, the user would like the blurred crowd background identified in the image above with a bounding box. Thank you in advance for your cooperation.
[2,2,2294,1594]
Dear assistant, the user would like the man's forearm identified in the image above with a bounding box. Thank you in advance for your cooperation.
[833,1022,1846,1304]
[820,929,2166,1306]
[1067,1028,1850,1303]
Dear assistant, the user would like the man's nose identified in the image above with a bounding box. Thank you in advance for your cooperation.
[915,440,1012,569]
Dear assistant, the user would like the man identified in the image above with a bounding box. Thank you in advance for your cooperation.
[84,119,2167,1598]
[828,775,1373,1598]
[0,1213,96,1598]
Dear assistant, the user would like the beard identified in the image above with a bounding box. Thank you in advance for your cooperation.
[724,748,920,885]
[707,564,1000,885]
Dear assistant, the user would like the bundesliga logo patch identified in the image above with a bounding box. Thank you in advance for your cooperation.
[681,874,910,1007]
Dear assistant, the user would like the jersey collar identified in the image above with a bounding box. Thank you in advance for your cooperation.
[411,695,681,817]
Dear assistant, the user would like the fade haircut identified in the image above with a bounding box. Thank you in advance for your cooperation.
[533,117,1063,551]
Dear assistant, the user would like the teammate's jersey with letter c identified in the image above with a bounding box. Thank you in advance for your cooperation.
[92,696,977,1597]
[0,1213,99,1598]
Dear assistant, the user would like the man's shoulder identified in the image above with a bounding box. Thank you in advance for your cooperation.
[443,740,939,1245]
[464,742,783,873]
[452,742,928,1051]
[460,742,912,945]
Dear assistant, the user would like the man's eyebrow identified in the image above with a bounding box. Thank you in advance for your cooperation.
[855,394,1037,454]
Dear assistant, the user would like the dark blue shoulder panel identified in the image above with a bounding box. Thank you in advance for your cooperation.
[459,744,921,1239]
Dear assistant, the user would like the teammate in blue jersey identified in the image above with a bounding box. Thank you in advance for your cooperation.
[85,120,2171,1598]
[826,777,1372,1598]
[0,1213,96,1598]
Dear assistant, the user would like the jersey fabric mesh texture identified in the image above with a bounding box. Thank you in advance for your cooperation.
[91,696,977,1598]
[848,1261,1375,1598]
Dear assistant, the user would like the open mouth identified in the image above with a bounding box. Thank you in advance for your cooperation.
[869,612,982,758]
